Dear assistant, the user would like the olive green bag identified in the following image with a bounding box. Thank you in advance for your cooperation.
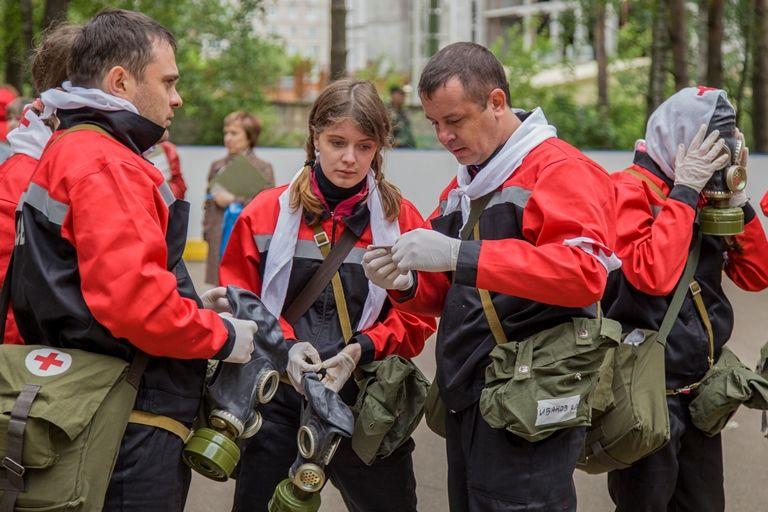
[0,344,146,512]
[577,231,705,473]
[688,346,768,437]
[479,315,621,442]
[351,355,429,464]
[759,341,768,438]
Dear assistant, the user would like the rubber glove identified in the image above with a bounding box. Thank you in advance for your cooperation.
[201,286,233,314]
[674,124,731,192]
[362,247,414,291]
[728,129,749,208]
[391,228,461,273]
[321,351,357,393]
[219,313,257,363]
[287,342,322,395]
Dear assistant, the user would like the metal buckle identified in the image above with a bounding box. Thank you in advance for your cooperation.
[313,231,330,248]
[689,281,701,296]
[2,456,25,477]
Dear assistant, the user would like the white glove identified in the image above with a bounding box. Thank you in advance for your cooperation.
[728,129,749,208]
[201,287,232,314]
[674,124,731,192]
[219,313,257,364]
[391,228,461,273]
[321,351,357,393]
[287,342,322,395]
[362,248,414,291]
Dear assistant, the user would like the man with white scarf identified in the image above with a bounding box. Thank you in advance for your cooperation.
[363,42,620,512]
[601,87,768,511]
[5,9,257,511]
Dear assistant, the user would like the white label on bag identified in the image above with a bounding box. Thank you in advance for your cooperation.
[535,395,580,426]
[25,348,72,377]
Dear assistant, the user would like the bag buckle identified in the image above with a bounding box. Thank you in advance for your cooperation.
[313,231,330,248]
[689,281,702,296]
[2,456,25,477]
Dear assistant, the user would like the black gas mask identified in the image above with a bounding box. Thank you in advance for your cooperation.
[268,373,354,512]
[183,286,289,481]
[700,96,748,236]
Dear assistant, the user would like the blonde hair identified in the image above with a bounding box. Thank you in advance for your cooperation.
[290,79,401,225]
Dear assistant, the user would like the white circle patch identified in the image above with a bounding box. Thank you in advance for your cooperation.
[24,349,72,377]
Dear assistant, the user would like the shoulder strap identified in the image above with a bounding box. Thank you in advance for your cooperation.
[625,168,668,201]
[460,191,508,345]
[282,224,359,340]
[657,228,703,345]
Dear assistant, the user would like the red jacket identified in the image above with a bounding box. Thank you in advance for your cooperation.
[761,190,768,217]
[392,136,618,411]
[0,153,37,344]
[147,141,187,200]
[603,152,768,386]
[220,184,436,364]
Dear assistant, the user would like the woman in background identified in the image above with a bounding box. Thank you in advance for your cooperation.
[203,110,274,284]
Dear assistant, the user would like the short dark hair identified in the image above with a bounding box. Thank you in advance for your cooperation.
[418,42,511,108]
[68,8,176,88]
[224,111,262,148]
[389,85,405,95]
[31,23,82,93]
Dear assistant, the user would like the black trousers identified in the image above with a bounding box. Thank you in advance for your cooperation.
[608,394,725,512]
[232,383,418,512]
[103,423,192,512]
[445,402,585,512]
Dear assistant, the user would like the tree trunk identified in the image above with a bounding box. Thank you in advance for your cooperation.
[735,2,753,127]
[595,1,609,112]
[647,0,669,119]
[3,2,23,92]
[706,0,724,87]
[753,0,768,151]
[697,0,709,82]
[330,0,347,81]
[42,0,70,32]
[669,0,689,89]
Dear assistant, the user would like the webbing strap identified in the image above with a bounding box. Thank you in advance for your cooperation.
[0,384,41,512]
[657,229,703,346]
[128,411,190,442]
[689,281,715,367]
[311,225,353,343]
[625,168,668,201]
[474,224,507,345]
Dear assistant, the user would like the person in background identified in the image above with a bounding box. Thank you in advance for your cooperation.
[146,132,187,199]
[203,110,274,284]
[389,85,416,148]
[4,97,30,134]
[0,23,82,344]
[0,85,19,163]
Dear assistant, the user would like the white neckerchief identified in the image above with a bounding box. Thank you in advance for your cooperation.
[6,104,52,160]
[39,81,138,119]
[444,108,557,229]
[261,169,400,331]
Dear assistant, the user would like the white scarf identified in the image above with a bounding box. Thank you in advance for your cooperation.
[39,81,138,119]
[444,107,557,228]
[262,169,400,331]
[6,103,52,160]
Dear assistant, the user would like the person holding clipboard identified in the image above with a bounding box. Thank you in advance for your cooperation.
[203,110,274,284]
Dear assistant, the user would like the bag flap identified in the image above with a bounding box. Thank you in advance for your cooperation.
[0,345,130,440]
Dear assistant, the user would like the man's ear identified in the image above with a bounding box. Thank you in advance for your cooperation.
[488,88,508,115]
[101,65,133,100]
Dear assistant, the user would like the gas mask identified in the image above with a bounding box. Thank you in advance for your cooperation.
[268,373,354,512]
[699,96,748,236]
[183,286,289,481]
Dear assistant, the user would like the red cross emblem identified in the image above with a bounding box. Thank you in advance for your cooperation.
[34,352,64,371]
[25,348,72,376]
[696,85,717,96]
[18,106,31,127]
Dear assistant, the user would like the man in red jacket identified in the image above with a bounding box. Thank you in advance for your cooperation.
[6,9,257,511]
[364,42,619,512]
[602,87,768,512]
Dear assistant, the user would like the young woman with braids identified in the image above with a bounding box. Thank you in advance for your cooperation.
[219,79,435,512]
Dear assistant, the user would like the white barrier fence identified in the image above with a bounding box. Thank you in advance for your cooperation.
[178,147,768,241]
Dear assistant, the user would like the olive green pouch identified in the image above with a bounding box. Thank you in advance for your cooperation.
[479,317,621,442]
[0,345,141,511]
[689,347,768,437]
[351,355,429,464]
[423,378,447,438]
[759,341,768,438]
